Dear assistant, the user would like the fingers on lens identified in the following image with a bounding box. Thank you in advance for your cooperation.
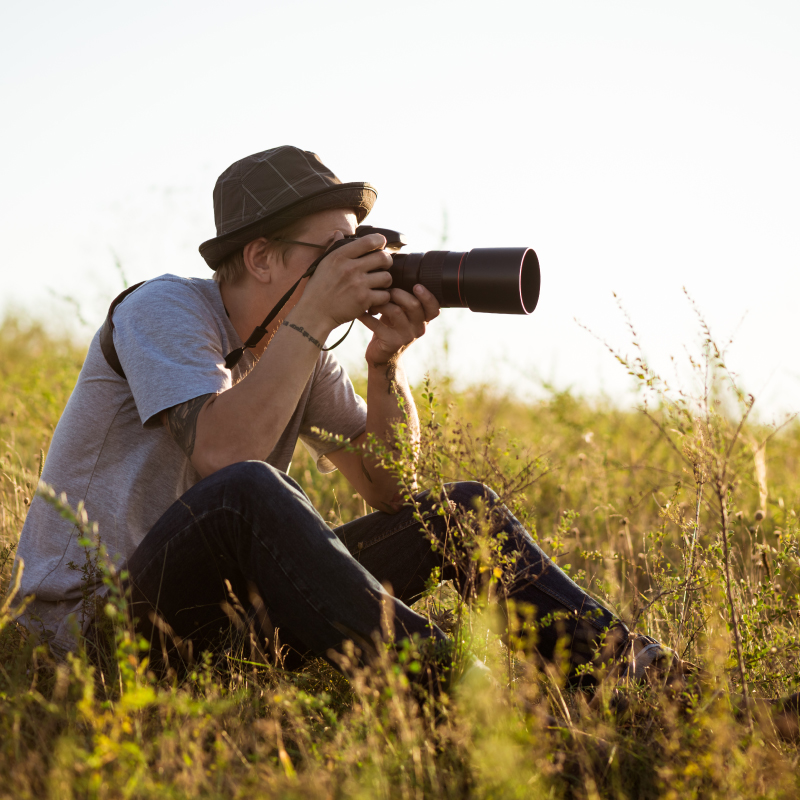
[365,269,392,288]
[390,288,423,312]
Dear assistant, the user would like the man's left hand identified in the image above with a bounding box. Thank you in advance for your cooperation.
[359,284,440,366]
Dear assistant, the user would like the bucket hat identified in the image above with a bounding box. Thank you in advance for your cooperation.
[199,145,377,269]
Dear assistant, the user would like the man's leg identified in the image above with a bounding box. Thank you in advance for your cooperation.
[124,461,447,674]
[335,481,628,682]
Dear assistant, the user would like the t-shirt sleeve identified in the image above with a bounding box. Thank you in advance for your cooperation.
[298,350,367,473]
[112,278,231,428]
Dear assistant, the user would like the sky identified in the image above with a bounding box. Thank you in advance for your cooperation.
[2,1,799,420]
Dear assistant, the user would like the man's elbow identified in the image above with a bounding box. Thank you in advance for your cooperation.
[191,420,279,478]
[366,490,405,515]
[191,446,225,479]
[191,441,247,479]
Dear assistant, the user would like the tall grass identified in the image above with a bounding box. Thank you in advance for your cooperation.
[0,312,799,799]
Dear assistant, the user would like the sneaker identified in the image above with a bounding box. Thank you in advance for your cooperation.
[618,634,698,690]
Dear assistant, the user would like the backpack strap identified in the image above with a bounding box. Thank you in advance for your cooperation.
[99,281,146,379]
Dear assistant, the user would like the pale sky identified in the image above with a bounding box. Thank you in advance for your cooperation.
[2,1,799,419]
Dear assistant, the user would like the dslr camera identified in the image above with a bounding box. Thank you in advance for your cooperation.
[330,225,540,315]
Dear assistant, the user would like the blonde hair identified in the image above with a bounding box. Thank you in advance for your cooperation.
[212,218,310,285]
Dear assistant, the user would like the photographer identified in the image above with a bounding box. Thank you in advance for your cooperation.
[15,145,684,689]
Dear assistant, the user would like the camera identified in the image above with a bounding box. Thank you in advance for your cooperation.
[221,224,541,368]
[332,226,540,315]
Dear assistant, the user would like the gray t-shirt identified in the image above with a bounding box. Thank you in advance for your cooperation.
[14,275,367,653]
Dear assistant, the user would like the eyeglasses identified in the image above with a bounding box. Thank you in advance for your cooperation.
[270,238,329,250]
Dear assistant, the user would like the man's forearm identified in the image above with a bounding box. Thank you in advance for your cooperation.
[361,355,420,510]
[191,302,334,477]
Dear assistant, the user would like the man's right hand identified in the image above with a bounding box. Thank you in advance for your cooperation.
[298,233,393,329]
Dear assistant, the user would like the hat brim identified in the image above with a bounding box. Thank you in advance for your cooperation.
[199,182,377,270]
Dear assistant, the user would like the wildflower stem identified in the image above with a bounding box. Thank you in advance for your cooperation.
[718,480,750,726]
[677,478,703,643]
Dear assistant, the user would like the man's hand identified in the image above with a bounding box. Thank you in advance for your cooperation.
[359,284,441,368]
[297,233,395,331]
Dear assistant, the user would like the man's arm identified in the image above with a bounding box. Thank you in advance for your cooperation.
[161,235,394,478]
[158,305,324,473]
[326,285,439,513]
[162,393,215,458]
[326,356,420,514]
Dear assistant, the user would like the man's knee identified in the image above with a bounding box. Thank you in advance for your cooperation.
[209,460,301,503]
[443,481,499,511]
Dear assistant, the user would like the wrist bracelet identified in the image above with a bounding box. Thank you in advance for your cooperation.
[282,320,323,349]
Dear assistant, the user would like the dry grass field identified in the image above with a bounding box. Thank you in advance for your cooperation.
[1,312,799,799]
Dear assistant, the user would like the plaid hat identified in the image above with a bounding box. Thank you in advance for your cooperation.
[199,146,377,270]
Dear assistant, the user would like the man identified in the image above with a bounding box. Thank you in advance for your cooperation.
[15,146,676,686]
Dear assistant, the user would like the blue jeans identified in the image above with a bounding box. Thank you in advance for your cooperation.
[124,461,627,680]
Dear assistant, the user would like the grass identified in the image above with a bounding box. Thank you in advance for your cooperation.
[1,309,799,799]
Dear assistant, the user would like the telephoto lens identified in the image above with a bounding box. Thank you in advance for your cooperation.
[355,226,540,315]
[387,247,540,315]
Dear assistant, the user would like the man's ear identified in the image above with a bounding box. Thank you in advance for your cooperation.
[243,238,274,284]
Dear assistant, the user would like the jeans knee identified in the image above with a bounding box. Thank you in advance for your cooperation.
[444,481,499,511]
[211,460,300,506]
